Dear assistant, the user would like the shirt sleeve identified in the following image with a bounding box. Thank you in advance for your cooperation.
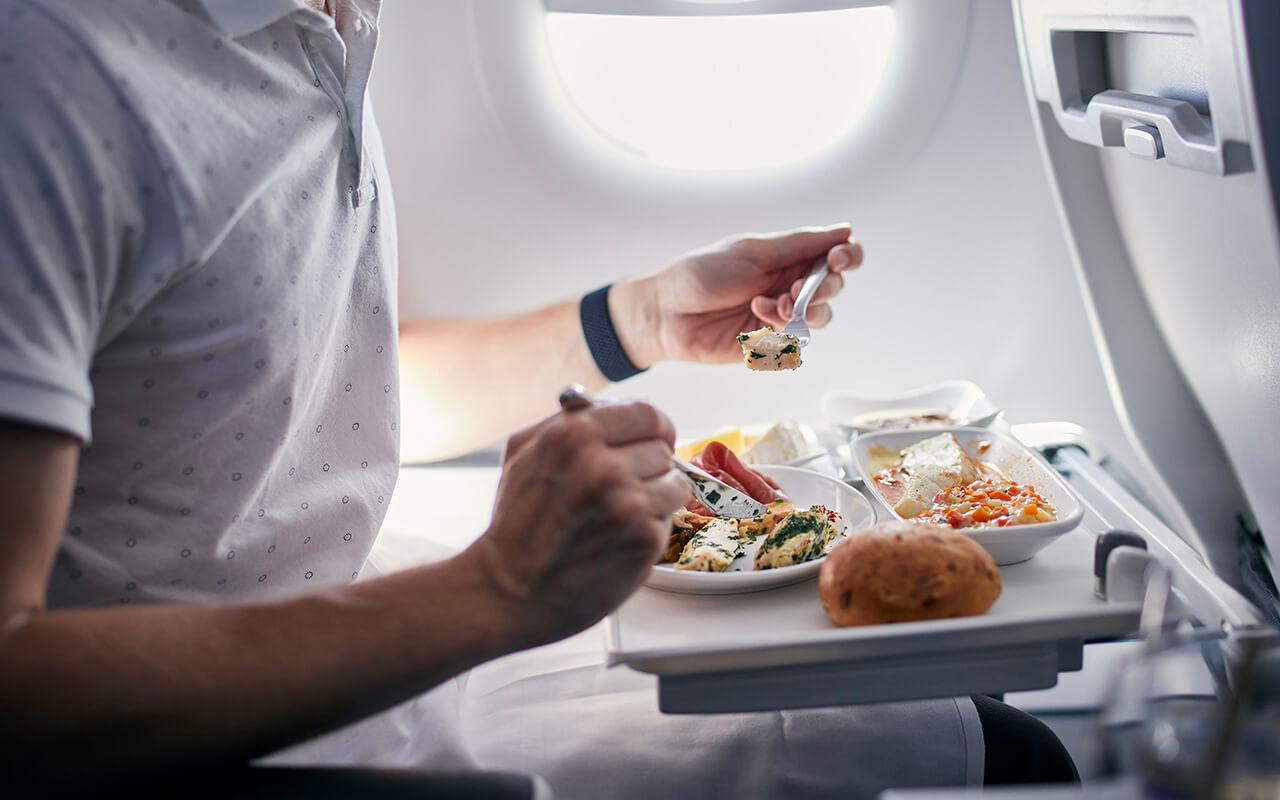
[0,4,177,442]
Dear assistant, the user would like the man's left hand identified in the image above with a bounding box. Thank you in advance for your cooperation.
[608,224,863,368]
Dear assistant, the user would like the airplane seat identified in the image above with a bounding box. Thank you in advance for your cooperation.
[1013,0,1280,604]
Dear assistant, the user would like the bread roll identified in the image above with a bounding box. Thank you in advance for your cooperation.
[818,520,1001,626]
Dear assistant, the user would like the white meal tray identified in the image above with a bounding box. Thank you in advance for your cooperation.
[607,519,1138,713]
[604,440,1151,714]
[605,422,1267,714]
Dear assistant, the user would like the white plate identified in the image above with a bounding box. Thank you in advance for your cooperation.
[646,465,875,595]
[850,427,1084,565]
[821,380,1001,435]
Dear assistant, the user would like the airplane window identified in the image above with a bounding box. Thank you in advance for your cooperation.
[543,7,895,171]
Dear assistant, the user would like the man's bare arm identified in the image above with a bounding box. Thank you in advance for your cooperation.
[399,299,609,463]
[0,408,685,790]
[397,226,861,463]
[0,422,517,787]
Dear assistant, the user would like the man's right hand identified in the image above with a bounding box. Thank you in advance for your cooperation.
[460,399,688,651]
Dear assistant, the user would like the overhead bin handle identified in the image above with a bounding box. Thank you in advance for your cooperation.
[1070,90,1221,172]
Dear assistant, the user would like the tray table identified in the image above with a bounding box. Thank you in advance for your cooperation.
[605,424,1263,714]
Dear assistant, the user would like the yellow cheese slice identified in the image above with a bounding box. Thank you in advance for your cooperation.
[675,428,745,461]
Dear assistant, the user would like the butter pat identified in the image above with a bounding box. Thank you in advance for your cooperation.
[737,327,801,371]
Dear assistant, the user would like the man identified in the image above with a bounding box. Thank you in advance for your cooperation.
[0,0,1075,795]
[0,0,862,788]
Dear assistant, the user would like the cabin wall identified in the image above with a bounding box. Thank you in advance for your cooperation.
[370,0,1137,469]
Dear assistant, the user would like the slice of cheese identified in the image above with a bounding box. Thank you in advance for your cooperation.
[737,327,801,371]
[674,428,746,462]
[675,518,743,572]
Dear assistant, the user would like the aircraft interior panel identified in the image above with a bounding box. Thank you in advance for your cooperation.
[9,0,1274,794]
[372,0,1138,472]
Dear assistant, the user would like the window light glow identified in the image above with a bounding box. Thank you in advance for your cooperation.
[544,7,895,172]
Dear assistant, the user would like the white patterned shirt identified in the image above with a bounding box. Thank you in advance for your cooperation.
[0,0,400,607]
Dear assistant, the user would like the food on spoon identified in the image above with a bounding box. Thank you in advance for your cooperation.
[754,505,844,570]
[736,326,801,371]
[869,433,1058,527]
[818,520,1001,626]
[674,518,744,572]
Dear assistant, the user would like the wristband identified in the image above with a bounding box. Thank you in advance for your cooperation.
[579,284,647,382]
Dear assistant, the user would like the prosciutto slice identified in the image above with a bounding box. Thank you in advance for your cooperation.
[685,441,788,515]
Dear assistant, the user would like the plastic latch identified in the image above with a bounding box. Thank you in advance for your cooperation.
[1106,548,1160,605]
[1123,124,1164,160]
[1095,529,1149,599]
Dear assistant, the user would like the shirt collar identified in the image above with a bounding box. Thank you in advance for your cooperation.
[194,0,318,38]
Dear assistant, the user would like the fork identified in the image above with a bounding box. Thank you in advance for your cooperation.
[777,256,830,347]
[557,385,769,518]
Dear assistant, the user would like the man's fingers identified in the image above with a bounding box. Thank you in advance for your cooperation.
[750,224,853,265]
[790,270,845,306]
[504,412,558,460]
[645,469,692,520]
[613,439,678,482]
[803,302,834,329]
[749,295,787,329]
[581,401,676,448]
[748,294,835,331]
[825,239,864,272]
[752,265,846,326]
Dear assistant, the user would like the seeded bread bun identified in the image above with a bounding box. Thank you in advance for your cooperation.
[818,520,1001,627]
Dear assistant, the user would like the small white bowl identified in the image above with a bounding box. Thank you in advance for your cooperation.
[821,380,1001,435]
[850,427,1084,565]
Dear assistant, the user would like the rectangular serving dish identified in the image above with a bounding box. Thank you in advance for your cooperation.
[850,426,1085,564]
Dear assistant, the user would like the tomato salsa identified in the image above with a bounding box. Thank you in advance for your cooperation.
[915,478,1056,529]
